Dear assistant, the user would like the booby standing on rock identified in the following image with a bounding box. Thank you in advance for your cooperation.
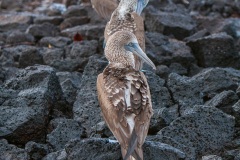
[97,31,155,160]
[91,0,149,70]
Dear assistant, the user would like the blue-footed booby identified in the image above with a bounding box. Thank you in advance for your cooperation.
[97,31,155,160]
[103,0,150,70]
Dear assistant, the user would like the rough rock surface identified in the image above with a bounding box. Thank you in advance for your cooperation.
[61,24,105,40]
[156,105,235,159]
[0,65,63,145]
[145,5,196,40]
[146,32,195,67]
[26,23,60,39]
[63,138,186,160]
[39,36,72,48]
[73,55,107,136]
[168,67,240,114]
[205,90,239,115]
[47,118,84,151]
[1,45,44,68]
[187,32,240,68]
[56,71,82,105]
[34,16,63,25]
[65,40,98,59]
[0,139,29,160]
[25,141,49,160]
[6,31,35,44]
[0,14,33,32]
[202,155,223,160]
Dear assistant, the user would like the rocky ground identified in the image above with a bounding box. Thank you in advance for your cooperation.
[0,0,240,159]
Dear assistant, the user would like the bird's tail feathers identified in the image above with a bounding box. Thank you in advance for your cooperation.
[123,129,142,160]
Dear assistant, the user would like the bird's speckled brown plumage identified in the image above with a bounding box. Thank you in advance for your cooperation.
[97,31,153,160]
[104,1,145,70]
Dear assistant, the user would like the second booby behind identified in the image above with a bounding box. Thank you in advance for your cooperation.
[91,0,149,20]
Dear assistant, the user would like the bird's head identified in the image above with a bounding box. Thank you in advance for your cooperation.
[105,31,156,70]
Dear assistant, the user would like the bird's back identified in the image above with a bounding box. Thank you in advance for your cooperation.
[97,64,153,160]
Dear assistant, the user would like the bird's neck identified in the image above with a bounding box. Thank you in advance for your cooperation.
[105,47,135,69]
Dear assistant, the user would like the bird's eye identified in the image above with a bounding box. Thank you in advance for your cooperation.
[128,42,133,46]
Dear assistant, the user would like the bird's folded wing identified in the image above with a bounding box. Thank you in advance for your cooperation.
[91,0,119,20]
[97,68,152,148]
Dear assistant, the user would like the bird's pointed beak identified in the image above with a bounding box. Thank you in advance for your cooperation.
[125,43,156,70]
[136,1,144,15]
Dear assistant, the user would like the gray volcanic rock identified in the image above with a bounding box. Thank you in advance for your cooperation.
[0,67,22,84]
[225,149,240,160]
[233,100,240,128]
[156,65,171,79]
[0,65,63,145]
[168,67,240,114]
[19,46,44,68]
[159,105,180,125]
[62,5,88,19]
[145,5,196,40]
[0,67,6,84]
[73,55,108,136]
[193,68,240,99]
[202,155,223,160]
[61,24,105,40]
[169,63,188,75]
[0,32,7,42]
[6,31,35,44]
[50,59,88,72]
[144,71,174,132]
[142,71,169,109]
[146,32,195,67]
[188,0,240,17]
[57,78,78,105]
[56,72,82,89]
[0,139,29,160]
[42,149,67,160]
[0,45,43,68]
[157,105,235,159]
[155,63,188,80]
[168,72,204,114]
[205,90,239,115]
[200,18,240,40]
[39,36,72,48]
[91,121,113,138]
[56,72,82,105]
[47,118,84,151]
[187,32,240,68]
[25,141,49,160]
[26,23,60,39]
[60,16,90,30]
[66,40,98,59]
[41,48,65,66]
[34,16,63,25]
[0,14,33,32]
[237,86,240,98]
[64,138,185,160]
